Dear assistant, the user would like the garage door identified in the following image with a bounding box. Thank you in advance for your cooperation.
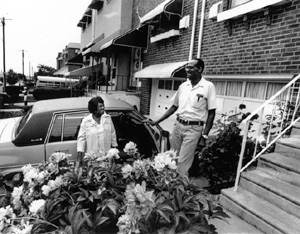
[152,79,184,117]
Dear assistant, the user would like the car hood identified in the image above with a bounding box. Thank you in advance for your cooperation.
[0,117,22,143]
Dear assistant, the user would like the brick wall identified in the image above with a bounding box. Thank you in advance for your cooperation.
[137,0,196,114]
[139,0,300,114]
[200,0,300,75]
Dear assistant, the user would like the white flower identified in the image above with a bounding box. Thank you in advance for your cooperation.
[121,164,133,179]
[84,152,98,160]
[29,199,46,214]
[36,171,48,184]
[153,150,177,171]
[49,152,71,163]
[0,206,16,232]
[22,165,39,186]
[11,186,23,209]
[97,187,106,196]
[41,185,51,196]
[123,141,137,156]
[6,220,32,234]
[42,175,64,196]
[106,148,120,159]
[117,214,132,234]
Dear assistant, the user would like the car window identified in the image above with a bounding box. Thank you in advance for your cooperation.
[63,113,87,141]
[49,115,63,143]
[16,108,32,135]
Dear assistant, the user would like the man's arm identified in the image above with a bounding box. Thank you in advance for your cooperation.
[203,109,216,136]
[153,105,178,125]
[198,109,215,147]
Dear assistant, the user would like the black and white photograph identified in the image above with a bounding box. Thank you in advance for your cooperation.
[0,0,299,233]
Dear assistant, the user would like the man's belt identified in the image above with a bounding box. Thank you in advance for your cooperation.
[177,116,204,126]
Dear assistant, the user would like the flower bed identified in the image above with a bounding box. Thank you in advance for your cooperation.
[0,142,227,234]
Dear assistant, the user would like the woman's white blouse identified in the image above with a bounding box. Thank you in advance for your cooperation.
[77,113,117,155]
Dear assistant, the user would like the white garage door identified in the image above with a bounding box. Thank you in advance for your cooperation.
[150,79,184,131]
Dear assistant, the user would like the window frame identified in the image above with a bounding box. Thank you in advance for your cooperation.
[217,0,289,22]
[230,0,252,8]
[46,111,88,144]
[212,79,288,102]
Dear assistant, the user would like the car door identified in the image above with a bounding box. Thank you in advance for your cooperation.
[45,111,88,161]
[122,110,170,153]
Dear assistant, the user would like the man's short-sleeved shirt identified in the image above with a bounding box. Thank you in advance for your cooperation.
[173,78,217,122]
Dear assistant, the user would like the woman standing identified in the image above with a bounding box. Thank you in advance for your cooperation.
[77,96,118,163]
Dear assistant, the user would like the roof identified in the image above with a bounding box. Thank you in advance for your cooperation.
[37,76,79,83]
[134,61,187,79]
[140,0,183,24]
[67,42,81,49]
[31,96,134,114]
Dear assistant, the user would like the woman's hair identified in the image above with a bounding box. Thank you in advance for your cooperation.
[88,96,104,113]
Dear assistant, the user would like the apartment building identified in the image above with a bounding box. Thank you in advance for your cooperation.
[133,0,299,122]
[54,43,82,76]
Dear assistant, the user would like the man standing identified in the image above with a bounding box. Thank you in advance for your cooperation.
[151,58,216,177]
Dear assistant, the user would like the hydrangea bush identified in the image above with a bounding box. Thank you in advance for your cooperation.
[0,141,227,234]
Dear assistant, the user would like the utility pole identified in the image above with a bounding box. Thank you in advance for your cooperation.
[28,61,31,79]
[1,17,6,92]
[22,49,24,76]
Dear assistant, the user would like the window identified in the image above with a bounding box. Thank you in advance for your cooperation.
[214,81,226,95]
[266,83,286,100]
[173,80,183,90]
[158,80,165,89]
[49,115,63,143]
[150,14,180,42]
[230,0,252,8]
[245,82,266,99]
[63,113,87,141]
[226,81,243,97]
[165,80,172,90]
[158,79,184,90]
[48,113,87,143]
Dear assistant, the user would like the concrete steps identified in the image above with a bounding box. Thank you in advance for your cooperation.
[290,122,300,136]
[241,169,300,219]
[259,153,300,186]
[275,137,300,159]
[221,188,300,234]
[220,123,300,233]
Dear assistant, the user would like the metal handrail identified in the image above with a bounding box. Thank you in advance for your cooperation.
[241,74,300,124]
[234,73,300,191]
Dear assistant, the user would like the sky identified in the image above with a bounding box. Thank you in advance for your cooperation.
[0,0,91,75]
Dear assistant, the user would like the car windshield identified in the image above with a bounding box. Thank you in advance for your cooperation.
[16,108,32,136]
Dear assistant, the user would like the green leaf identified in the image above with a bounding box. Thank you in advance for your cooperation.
[106,199,119,215]
[156,209,171,223]
[158,204,174,212]
[77,196,86,202]
[96,216,110,226]
[79,188,89,198]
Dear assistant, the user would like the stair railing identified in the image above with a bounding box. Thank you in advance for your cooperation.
[234,73,300,191]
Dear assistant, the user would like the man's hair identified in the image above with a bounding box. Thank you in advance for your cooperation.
[193,58,205,71]
[88,96,104,113]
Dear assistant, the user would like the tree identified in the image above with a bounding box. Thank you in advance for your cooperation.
[34,64,56,80]
[6,69,24,85]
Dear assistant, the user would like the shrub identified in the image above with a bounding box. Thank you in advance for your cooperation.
[0,142,228,234]
[195,110,259,194]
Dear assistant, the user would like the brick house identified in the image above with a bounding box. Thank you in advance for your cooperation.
[134,0,299,124]
[54,43,82,76]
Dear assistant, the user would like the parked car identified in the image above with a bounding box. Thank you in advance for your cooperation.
[0,96,169,177]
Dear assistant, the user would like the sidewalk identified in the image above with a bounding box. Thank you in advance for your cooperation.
[211,211,262,234]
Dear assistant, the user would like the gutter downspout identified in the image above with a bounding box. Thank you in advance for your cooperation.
[197,0,206,58]
[189,0,199,61]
